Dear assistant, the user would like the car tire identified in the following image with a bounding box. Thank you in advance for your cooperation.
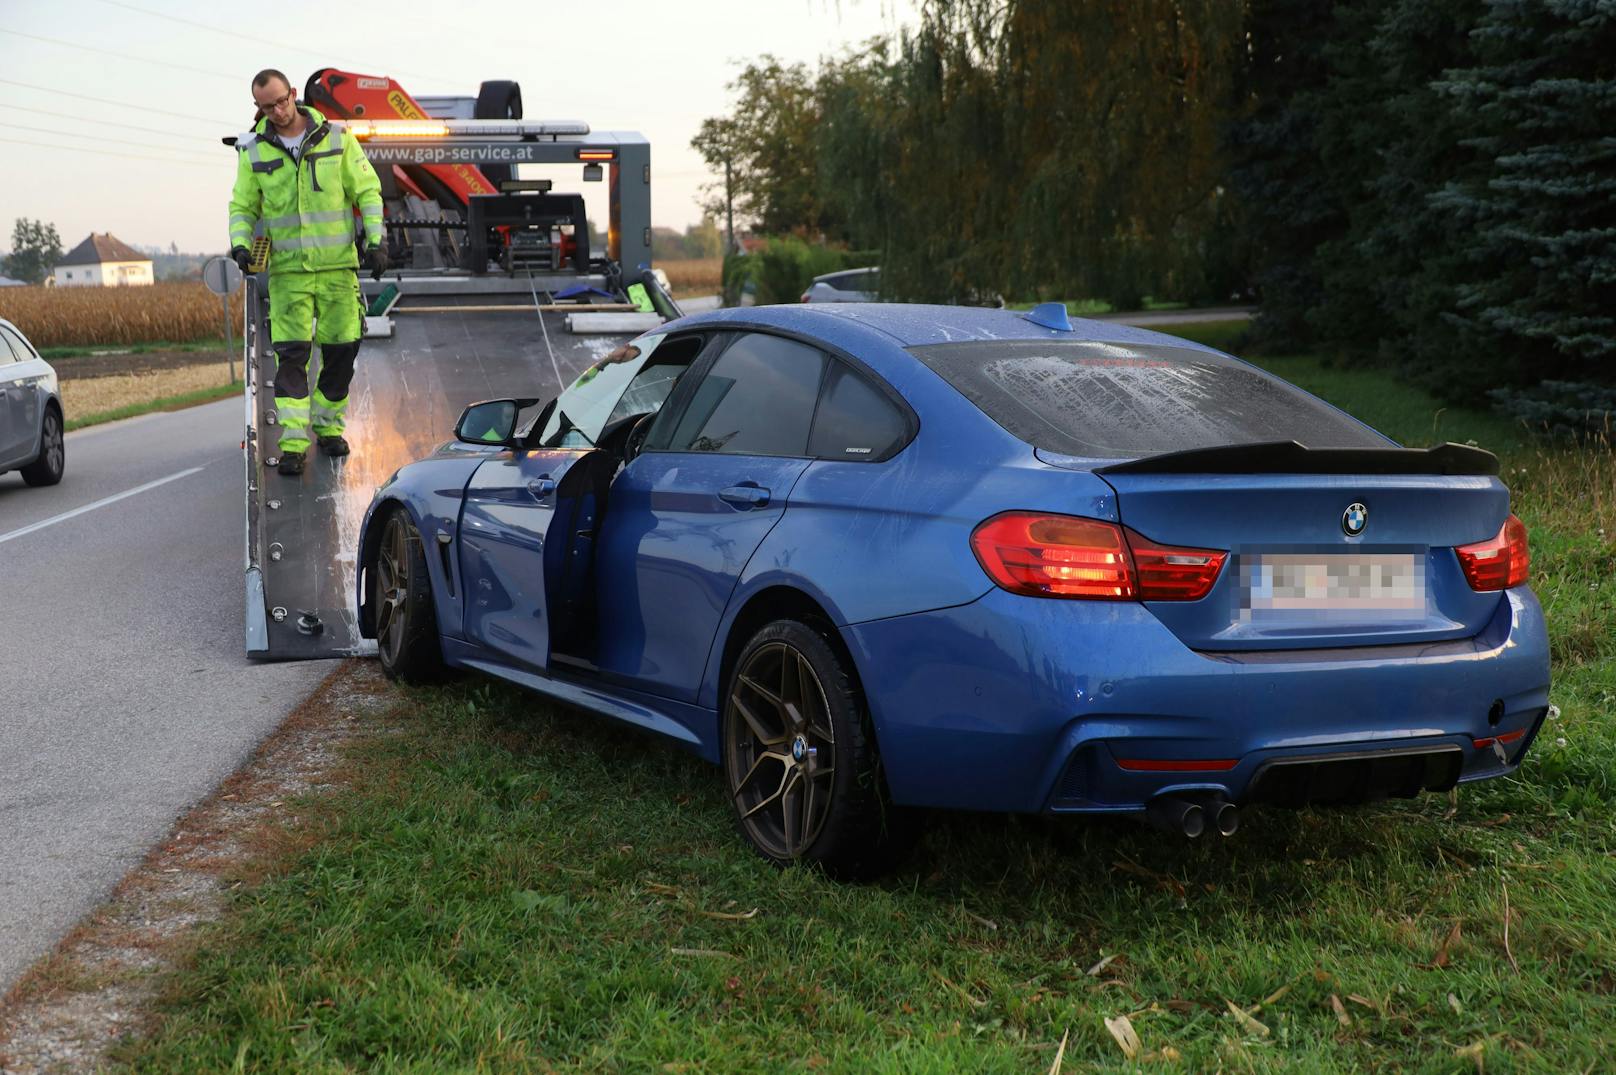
[373,508,447,684]
[722,619,919,879]
[20,405,64,487]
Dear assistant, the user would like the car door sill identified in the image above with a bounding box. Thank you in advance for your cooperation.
[457,656,704,750]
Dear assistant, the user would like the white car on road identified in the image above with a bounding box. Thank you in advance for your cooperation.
[0,317,65,486]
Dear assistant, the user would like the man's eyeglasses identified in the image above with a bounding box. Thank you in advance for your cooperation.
[254,89,293,112]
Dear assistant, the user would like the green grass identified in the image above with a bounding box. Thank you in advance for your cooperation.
[118,339,1616,1073]
[63,381,241,432]
[42,337,231,360]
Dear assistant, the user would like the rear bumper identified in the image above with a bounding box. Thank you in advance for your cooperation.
[841,587,1550,814]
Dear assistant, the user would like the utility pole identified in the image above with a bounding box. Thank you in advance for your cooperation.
[724,159,736,255]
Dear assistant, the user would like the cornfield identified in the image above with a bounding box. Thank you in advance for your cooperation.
[658,258,722,297]
[0,263,725,350]
[0,282,242,348]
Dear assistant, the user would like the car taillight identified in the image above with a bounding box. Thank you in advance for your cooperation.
[1456,513,1530,590]
[1126,530,1229,600]
[970,512,1226,601]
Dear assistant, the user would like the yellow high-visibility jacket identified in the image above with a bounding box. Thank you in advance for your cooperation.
[227,106,383,274]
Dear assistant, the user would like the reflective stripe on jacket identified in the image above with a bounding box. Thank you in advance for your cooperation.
[226,105,383,273]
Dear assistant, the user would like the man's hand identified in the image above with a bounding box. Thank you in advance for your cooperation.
[367,244,390,281]
[231,246,252,274]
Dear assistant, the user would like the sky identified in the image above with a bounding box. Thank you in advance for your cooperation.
[0,0,917,255]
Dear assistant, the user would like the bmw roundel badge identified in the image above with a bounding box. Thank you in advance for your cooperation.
[1342,502,1368,536]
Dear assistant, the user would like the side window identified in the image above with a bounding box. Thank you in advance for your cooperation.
[664,333,827,457]
[534,332,701,448]
[808,364,908,461]
[8,327,38,362]
[0,327,25,364]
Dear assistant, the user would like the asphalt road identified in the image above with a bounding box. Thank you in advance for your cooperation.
[0,397,333,992]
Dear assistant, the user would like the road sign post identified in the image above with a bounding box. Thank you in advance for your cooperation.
[201,255,244,385]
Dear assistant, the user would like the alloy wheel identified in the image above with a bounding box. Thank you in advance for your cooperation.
[375,514,412,666]
[43,413,62,476]
[725,641,837,859]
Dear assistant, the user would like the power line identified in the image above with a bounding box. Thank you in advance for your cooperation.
[0,122,217,161]
[88,0,477,87]
[0,77,237,127]
[0,28,238,82]
[0,102,200,143]
[0,135,234,166]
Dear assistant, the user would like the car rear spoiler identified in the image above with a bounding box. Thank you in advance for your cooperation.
[1095,441,1500,476]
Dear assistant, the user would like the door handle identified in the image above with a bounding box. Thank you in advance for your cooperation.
[527,477,557,499]
[718,484,770,508]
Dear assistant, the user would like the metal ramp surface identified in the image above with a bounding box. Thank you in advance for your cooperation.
[244,274,637,660]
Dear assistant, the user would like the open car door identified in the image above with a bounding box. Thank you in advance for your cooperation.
[457,445,616,673]
[455,332,708,672]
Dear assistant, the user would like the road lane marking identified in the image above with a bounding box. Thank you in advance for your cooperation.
[0,466,208,546]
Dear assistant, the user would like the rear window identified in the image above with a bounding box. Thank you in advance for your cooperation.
[909,340,1389,458]
[827,270,877,293]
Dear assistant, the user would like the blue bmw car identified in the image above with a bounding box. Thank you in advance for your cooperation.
[357,303,1550,876]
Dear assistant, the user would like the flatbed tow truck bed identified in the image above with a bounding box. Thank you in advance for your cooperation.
[233,91,663,661]
[243,275,648,660]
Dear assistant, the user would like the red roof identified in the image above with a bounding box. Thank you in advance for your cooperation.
[57,233,151,267]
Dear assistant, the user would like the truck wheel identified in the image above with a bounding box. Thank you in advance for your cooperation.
[721,619,919,879]
[20,405,64,486]
[373,508,446,684]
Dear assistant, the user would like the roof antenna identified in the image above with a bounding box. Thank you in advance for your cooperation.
[1022,302,1073,332]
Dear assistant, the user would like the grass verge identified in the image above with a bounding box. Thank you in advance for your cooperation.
[106,331,1616,1072]
[64,381,240,432]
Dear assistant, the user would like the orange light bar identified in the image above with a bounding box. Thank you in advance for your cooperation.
[577,149,615,161]
[347,120,450,139]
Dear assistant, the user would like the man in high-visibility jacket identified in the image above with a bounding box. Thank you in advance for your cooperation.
[228,68,387,476]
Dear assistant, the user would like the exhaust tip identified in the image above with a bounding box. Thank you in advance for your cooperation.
[1146,795,1205,838]
[1214,801,1239,837]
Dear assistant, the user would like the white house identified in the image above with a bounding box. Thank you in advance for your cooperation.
[53,233,154,287]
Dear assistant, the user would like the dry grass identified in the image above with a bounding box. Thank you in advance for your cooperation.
[659,257,722,297]
[60,363,236,419]
[0,283,242,348]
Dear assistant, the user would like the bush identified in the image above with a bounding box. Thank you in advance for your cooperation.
[724,238,878,307]
[1489,381,1616,444]
[754,237,847,305]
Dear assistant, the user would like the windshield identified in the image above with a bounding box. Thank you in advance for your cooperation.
[909,339,1390,458]
[536,333,676,447]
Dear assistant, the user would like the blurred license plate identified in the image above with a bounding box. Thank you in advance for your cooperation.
[1244,553,1424,612]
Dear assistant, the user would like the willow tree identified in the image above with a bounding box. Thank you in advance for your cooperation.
[818,0,1249,306]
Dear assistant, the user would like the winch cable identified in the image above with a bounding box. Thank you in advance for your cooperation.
[525,271,567,392]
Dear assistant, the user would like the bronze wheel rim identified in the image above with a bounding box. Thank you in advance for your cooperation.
[725,640,836,859]
[375,514,410,665]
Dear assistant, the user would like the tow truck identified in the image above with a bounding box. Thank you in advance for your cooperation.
[236,70,681,659]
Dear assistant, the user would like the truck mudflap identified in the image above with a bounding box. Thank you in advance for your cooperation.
[243,274,646,660]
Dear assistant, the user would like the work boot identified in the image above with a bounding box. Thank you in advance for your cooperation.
[317,434,350,457]
[277,451,305,476]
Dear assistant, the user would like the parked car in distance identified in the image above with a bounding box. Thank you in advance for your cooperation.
[801,267,879,303]
[800,267,1004,308]
[0,318,65,487]
[357,303,1550,878]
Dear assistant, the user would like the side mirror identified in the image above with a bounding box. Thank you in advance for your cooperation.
[455,398,539,446]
